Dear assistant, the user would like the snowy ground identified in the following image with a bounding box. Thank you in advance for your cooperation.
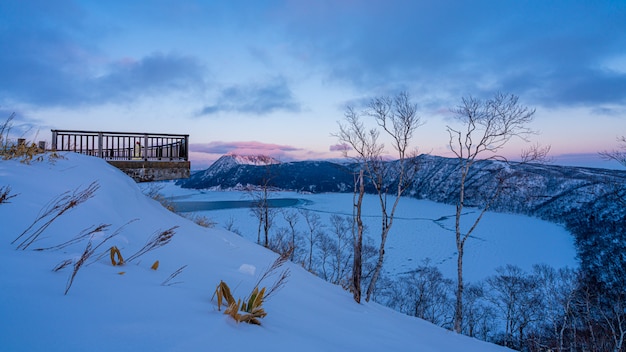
[0,153,515,351]
[156,182,577,283]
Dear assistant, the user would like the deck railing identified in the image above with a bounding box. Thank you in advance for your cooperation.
[51,130,189,161]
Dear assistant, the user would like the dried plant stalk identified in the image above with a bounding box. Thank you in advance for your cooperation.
[161,265,187,286]
[125,226,177,263]
[13,181,100,250]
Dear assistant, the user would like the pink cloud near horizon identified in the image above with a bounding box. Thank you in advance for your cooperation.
[188,141,341,169]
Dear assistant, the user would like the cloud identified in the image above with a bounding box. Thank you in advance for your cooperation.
[90,53,206,102]
[275,0,626,109]
[191,141,302,157]
[198,77,300,116]
[0,2,206,107]
[329,143,350,152]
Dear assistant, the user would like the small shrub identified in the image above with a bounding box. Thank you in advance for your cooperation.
[212,250,291,325]
[183,213,216,228]
[0,114,56,163]
[141,183,176,212]
[214,281,267,325]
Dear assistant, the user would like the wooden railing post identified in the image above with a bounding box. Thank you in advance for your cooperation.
[51,130,58,151]
[184,135,189,160]
[98,132,103,158]
[143,134,148,161]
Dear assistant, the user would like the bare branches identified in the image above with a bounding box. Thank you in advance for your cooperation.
[521,143,552,164]
[448,93,536,161]
[371,91,423,158]
[600,136,626,168]
[334,106,384,163]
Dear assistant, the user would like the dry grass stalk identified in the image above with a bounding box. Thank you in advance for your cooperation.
[0,186,17,204]
[125,226,177,263]
[34,223,110,251]
[52,259,73,272]
[0,113,15,155]
[254,248,292,301]
[12,181,100,250]
[86,220,138,266]
[64,241,95,295]
[58,222,129,294]
[161,264,187,286]
[0,185,17,204]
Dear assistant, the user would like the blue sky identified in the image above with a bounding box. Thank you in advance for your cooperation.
[1,0,625,169]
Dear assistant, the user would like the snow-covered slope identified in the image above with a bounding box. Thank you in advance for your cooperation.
[0,153,511,352]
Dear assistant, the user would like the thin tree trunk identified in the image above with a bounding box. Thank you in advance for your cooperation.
[352,170,365,303]
[454,165,468,333]
[365,226,390,302]
[455,237,464,333]
[263,199,269,247]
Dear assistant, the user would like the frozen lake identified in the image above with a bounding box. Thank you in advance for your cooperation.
[154,181,578,283]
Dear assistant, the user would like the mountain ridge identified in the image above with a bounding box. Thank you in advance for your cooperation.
[178,153,626,227]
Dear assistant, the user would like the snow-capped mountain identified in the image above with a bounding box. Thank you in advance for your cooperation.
[227,153,281,166]
[179,154,354,193]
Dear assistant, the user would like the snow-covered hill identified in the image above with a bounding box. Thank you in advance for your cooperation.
[0,153,511,352]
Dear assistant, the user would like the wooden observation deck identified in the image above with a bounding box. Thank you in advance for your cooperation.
[51,130,190,182]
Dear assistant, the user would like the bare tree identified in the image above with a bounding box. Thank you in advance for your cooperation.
[299,209,324,272]
[487,265,542,350]
[334,92,422,302]
[530,264,578,352]
[364,92,422,302]
[249,166,276,247]
[317,214,353,286]
[335,106,382,303]
[281,210,301,262]
[447,92,542,333]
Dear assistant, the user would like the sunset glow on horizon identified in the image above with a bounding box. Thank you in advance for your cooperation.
[1,1,625,170]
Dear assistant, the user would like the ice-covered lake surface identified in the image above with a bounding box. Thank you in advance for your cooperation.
[156,181,578,283]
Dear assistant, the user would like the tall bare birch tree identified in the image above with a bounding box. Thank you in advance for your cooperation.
[335,106,381,303]
[364,92,421,302]
[335,92,422,303]
[447,92,540,333]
